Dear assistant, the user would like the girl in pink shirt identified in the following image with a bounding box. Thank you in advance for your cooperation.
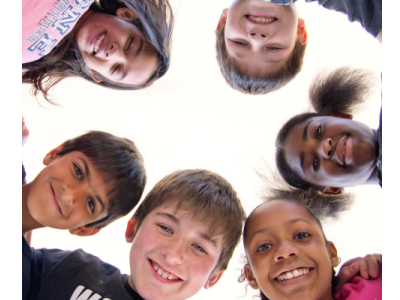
[240,195,382,300]
[22,0,173,102]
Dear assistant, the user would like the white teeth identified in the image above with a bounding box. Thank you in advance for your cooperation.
[277,268,311,281]
[248,16,274,23]
[152,261,180,281]
[93,33,105,53]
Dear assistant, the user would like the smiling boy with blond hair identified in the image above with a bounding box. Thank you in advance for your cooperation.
[24,169,247,300]
[216,0,382,94]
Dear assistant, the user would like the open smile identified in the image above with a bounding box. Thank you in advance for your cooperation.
[92,31,107,55]
[244,15,277,25]
[274,267,314,286]
[148,259,182,283]
[335,134,352,166]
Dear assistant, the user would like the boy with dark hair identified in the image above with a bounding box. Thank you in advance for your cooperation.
[24,169,247,300]
[22,131,147,237]
[215,0,382,95]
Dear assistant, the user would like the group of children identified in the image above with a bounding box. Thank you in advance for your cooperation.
[22,0,382,299]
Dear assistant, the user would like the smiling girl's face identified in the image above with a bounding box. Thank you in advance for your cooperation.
[76,8,158,86]
[283,116,377,188]
[244,200,338,300]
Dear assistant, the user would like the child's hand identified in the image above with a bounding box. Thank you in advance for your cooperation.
[22,117,29,146]
[334,254,382,294]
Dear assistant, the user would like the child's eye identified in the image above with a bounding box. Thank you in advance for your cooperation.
[256,243,272,252]
[267,47,280,50]
[158,225,173,234]
[126,36,134,50]
[193,244,207,254]
[294,232,311,240]
[233,40,248,46]
[111,64,120,75]
[87,197,95,213]
[316,125,322,139]
[313,157,318,172]
[74,164,83,180]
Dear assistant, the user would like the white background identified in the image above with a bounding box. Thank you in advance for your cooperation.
[6,0,393,298]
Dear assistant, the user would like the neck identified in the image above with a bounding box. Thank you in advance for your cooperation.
[22,183,44,235]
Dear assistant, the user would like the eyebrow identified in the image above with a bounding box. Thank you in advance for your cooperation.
[303,120,312,141]
[249,218,312,241]
[157,212,180,224]
[198,232,217,248]
[79,157,105,213]
[118,69,128,81]
[136,38,144,57]
[300,152,306,175]
[299,120,313,175]
[289,218,312,225]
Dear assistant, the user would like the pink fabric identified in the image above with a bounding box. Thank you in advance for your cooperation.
[22,0,93,64]
[334,266,382,300]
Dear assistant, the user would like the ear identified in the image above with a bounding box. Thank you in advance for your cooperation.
[297,18,308,45]
[327,241,340,267]
[322,187,345,195]
[43,145,64,166]
[115,7,139,21]
[89,69,103,83]
[69,227,100,237]
[244,265,259,290]
[216,8,228,31]
[125,216,136,243]
[332,111,354,120]
[204,271,224,289]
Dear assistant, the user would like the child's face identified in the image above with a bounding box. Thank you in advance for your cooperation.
[27,148,111,231]
[127,202,224,300]
[76,8,158,86]
[218,0,306,75]
[244,200,337,300]
[283,116,377,188]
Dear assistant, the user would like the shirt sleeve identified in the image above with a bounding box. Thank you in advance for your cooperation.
[29,248,72,300]
[334,265,382,300]
[307,0,382,37]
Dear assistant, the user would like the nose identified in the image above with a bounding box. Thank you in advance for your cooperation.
[62,183,81,206]
[162,238,185,265]
[274,242,299,262]
[248,32,269,46]
[321,138,333,159]
[106,42,122,59]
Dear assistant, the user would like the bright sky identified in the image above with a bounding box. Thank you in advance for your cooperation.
[15,0,389,299]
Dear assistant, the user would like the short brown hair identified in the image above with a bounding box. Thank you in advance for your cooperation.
[215,27,306,94]
[133,169,246,274]
[57,131,146,229]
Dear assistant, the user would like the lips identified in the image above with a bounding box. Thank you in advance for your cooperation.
[149,259,182,283]
[335,135,353,166]
[50,183,63,216]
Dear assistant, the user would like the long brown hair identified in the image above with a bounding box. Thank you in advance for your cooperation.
[22,0,174,103]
